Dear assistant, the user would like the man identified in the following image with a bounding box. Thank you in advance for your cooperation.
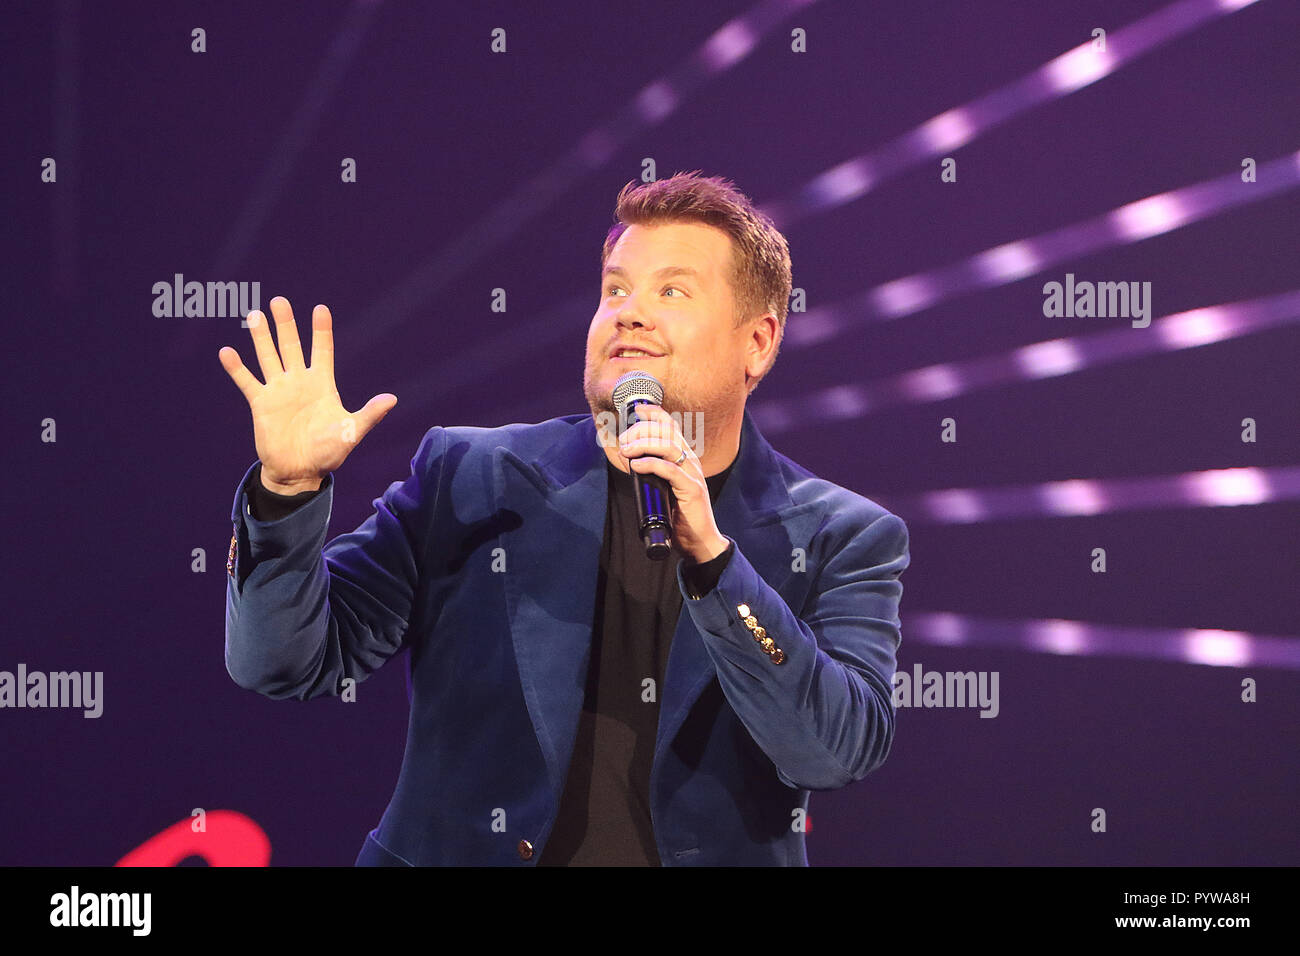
[219,171,910,866]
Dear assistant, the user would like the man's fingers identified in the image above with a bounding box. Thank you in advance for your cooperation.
[268,296,306,372]
[310,304,334,378]
[218,346,262,402]
[621,413,689,457]
[628,454,683,488]
[246,309,283,380]
[622,438,690,470]
[350,393,398,443]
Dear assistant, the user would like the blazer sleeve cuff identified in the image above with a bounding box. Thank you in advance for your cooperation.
[676,536,789,666]
[226,460,334,590]
[246,463,326,521]
[678,540,734,600]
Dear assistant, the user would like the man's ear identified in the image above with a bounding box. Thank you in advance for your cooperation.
[747,313,781,382]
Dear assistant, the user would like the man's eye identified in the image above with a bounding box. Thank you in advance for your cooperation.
[603,285,682,297]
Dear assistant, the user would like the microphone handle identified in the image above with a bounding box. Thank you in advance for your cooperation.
[625,399,674,560]
[634,469,674,560]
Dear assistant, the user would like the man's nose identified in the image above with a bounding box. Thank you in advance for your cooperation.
[615,293,654,328]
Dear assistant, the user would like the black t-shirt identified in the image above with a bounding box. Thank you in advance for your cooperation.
[538,457,734,866]
[245,448,736,866]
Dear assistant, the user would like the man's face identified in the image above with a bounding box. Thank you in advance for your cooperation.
[583,221,753,424]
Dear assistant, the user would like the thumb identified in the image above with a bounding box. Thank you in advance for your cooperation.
[351,393,398,441]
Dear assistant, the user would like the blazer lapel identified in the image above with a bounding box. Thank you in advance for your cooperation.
[494,415,608,800]
[653,408,829,773]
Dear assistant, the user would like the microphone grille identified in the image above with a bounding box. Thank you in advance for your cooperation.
[612,370,664,408]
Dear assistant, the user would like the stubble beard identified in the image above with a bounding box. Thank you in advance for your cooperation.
[584,354,692,417]
[584,353,742,463]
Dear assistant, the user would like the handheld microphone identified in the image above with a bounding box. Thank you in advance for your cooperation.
[612,370,673,560]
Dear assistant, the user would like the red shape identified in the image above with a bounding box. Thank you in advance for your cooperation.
[116,810,271,867]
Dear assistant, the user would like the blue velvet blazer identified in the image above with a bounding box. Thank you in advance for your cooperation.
[224,408,909,865]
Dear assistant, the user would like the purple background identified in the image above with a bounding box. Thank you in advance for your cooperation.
[4,0,1297,865]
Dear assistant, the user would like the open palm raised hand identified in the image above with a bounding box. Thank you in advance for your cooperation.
[218,296,396,494]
